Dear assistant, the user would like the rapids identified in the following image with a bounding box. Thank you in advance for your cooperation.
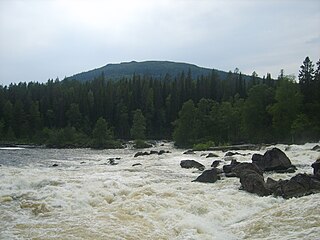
[0,142,319,239]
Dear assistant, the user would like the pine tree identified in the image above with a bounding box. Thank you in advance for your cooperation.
[299,56,315,103]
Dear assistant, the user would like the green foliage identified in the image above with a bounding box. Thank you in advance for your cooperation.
[173,100,197,147]
[91,117,116,149]
[193,141,215,151]
[268,76,302,140]
[133,139,152,149]
[130,109,146,140]
[0,57,318,147]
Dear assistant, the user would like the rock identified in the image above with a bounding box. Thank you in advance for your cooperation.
[269,173,320,199]
[252,147,295,172]
[134,152,149,158]
[274,166,297,173]
[232,163,263,177]
[192,168,220,183]
[225,151,245,157]
[180,160,205,171]
[206,153,219,158]
[80,161,86,164]
[311,145,320,151]
[150,150,159,155]
[183,150,196,155]
[108,158,118,165]
[223,159,240,174]
[211,160,221,168]
[52,163,59,167]
[252,153,263,162]
[158,150,166,155]
[311,159,320,177]
[132,163,142,167]
[239,170,271,196]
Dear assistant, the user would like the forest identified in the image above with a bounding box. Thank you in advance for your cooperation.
[0,57,319,148]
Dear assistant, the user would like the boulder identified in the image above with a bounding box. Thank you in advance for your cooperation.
[232,163,263,177]
[132,163,142,167]
[134,152,149,158]
[183,150,195,155]
[268,173,320,199]
[211,160,221,168]
[180,160,205,171]
[51,163,59,167]
[239,170,271,196]
[225,151,245,157]
[252,148,295,172]
[223,159,240,174]
[206,153,219,158]
[311,159,320,177]
[192,168,220,183]
[311,145,320,151]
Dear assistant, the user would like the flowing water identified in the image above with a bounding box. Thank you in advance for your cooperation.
[0,142,319,240]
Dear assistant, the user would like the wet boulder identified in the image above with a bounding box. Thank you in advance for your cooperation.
[223,159,240,175]
[192,168,220,183]
[232,163,263,177]
[239,170,271,197]
[211,160,221,168]
[311,145,320,151]
[183,150,195,155]
[180,160,205,171]
[267,173,320,199]
[252,148,295,172]
[134,152,149,158]
[206,153,219,158]
[311,159,320,177]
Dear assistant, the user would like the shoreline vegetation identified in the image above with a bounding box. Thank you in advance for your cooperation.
[0,57,319,148]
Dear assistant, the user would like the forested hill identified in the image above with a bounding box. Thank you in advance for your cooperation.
[67,60,252,82]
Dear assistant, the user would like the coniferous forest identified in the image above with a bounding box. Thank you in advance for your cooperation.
[0,57,319,148]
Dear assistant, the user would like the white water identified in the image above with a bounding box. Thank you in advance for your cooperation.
[0,142,319,239]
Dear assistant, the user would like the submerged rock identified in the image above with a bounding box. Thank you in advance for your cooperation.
[180,160,205,171]
[51,163,59,167]
[252,147,295,172]
[192,168,220,183]
[134,152,149,158]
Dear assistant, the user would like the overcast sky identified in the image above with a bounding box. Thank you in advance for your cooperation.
[0,0,319,85]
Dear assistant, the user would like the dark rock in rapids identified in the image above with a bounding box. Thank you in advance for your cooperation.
[239,170,271,197]
[311,145,320,151]
[211,160,221,168]
[252,147,295,172]
[223,159,240,174]
[52,163,59,167]
[311,158,320,177]
[224,151,246,157]
[134,152,150,158]
[180,160,205,171]
[183,150,196,155]
[132,163,142,167]
[192,168,220,183]
[206,153,219,158]
[266,173,320,199]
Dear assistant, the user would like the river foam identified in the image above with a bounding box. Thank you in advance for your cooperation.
[0,142,319,239]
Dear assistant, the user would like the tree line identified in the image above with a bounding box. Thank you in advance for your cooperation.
[0,57,319,148]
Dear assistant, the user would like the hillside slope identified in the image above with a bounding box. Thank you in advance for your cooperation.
[67,60,249,82]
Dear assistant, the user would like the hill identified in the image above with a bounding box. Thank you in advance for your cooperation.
[66,60,251,82]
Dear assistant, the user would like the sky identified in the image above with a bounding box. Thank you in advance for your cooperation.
[0,0,319,85]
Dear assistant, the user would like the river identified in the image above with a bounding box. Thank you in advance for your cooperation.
[0,142,319,239]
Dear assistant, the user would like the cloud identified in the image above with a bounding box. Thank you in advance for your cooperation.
[0,0,319,85]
